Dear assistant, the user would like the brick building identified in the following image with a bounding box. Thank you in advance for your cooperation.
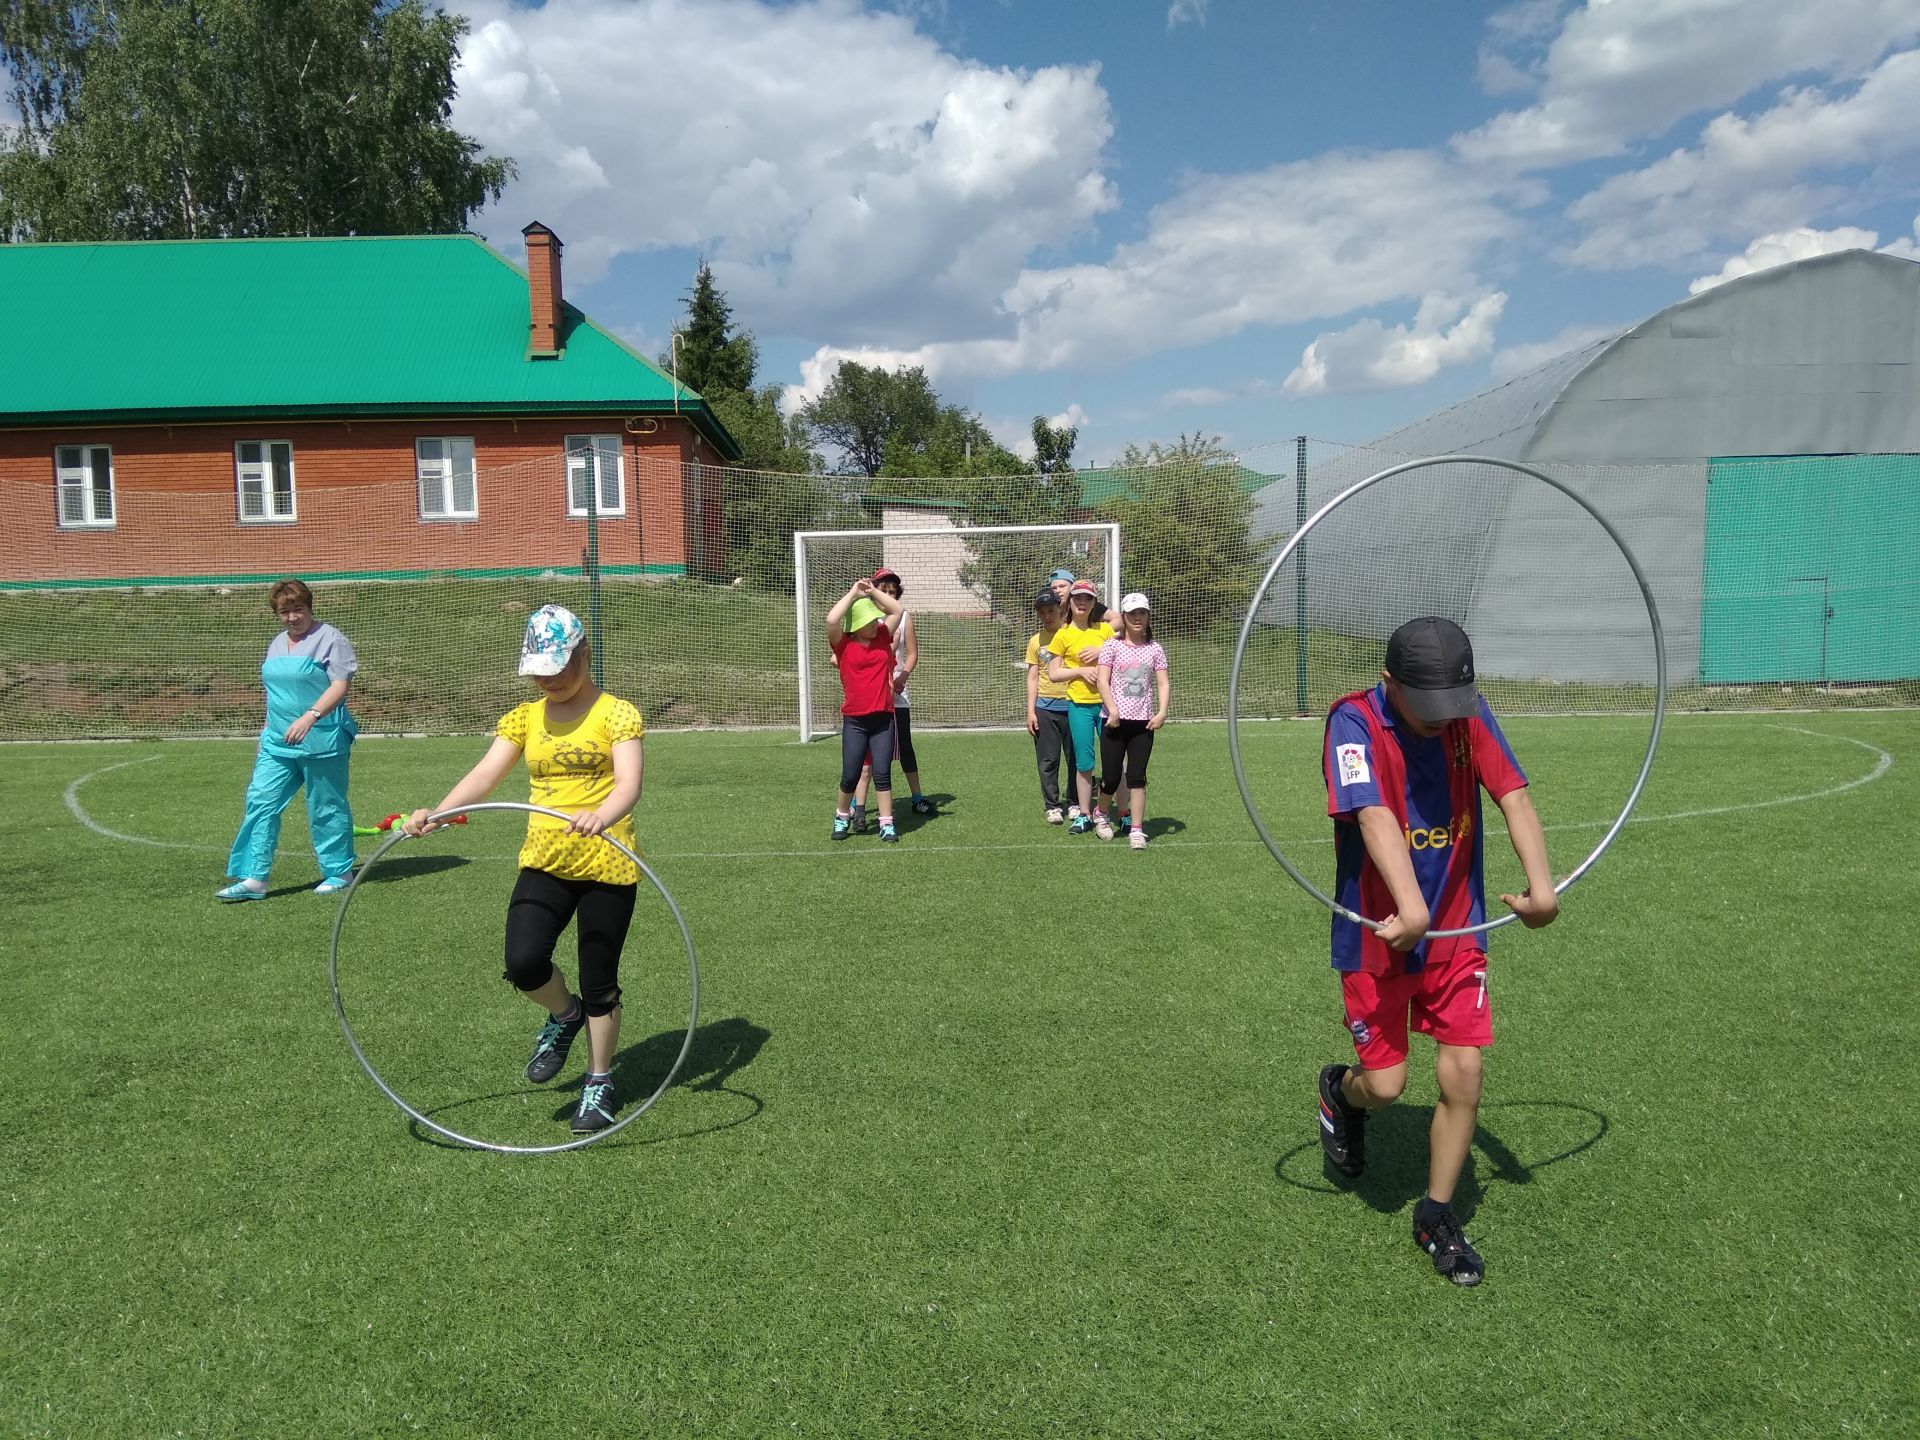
[0,223,740,586]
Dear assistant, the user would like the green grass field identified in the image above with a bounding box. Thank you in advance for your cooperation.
[4,715,1917,1437]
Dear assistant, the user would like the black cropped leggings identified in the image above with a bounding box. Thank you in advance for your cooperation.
[504,867,636,1017]
[1099,718,1157,795]
[840,711,896,792]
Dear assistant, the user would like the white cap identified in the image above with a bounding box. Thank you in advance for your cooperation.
[1119,591,1150,613]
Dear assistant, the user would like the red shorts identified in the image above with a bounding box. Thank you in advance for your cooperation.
[1339,946,1492,1070]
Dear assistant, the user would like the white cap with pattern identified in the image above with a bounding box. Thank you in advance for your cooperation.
[518,603,586,676]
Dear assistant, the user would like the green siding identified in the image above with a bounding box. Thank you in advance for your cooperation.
[0,235,740,457]
[1701,455,1920,683]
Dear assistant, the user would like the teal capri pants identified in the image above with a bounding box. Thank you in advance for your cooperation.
[1067,701,1103,774]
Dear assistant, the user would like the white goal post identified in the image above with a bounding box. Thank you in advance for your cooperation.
[793,520,1122,741]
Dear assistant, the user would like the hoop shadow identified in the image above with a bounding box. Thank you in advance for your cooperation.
[1273,1099,1610,1219]
[404,1016,771,1153]
[1140,816,1186,839]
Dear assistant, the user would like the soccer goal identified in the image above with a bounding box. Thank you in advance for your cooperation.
[793,520,1121,740]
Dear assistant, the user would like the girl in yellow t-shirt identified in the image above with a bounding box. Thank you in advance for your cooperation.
[406,604,644,1136]
[1044,579,1116,833]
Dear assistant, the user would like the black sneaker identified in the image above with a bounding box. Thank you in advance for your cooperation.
[525,1003,585,1083]
[831,814,852,841]
[1413,1204,1484,1287]
[877,822,900,843]
[571,1077,619,1134]
[910,796,935,815]
[849,804,866,834]
[1317,1063,1366,1178]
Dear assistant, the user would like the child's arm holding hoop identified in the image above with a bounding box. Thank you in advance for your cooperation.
[1496,787,1558,927]
[1355,807,1429,951]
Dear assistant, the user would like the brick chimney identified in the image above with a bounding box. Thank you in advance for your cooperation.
[523,221,564,357]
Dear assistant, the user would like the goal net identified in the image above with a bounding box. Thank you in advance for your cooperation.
[793,521,1120,740]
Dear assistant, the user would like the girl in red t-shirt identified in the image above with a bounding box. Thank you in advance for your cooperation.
[826,578,903,842]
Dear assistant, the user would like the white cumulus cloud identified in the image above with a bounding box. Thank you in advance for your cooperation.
[784,149,1522,394]
[1687,225,1880,293]
[452,0,1117,342]
[1282,293,1508,397]
[1453,0,1920,169]
[1167,0,1208,30]
[1564,46,1920,269]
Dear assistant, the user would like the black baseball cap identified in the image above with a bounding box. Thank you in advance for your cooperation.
[1034,587,1063,608]
[1384,616,1479,724]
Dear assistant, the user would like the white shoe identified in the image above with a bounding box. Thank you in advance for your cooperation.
[313,873,355,895]
[1045,807,1065,825]
[1129,829,1148,851]
[1093,814,1115,841]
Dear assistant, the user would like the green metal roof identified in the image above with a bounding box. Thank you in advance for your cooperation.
[0,233,741,458]
[1075,461,1283,506]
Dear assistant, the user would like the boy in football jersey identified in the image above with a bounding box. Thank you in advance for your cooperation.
[1315,617,1558,1286]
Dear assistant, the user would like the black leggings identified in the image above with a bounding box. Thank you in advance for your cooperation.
[504,867,636,1017]
[1100,718,1156,795]
[840,711,895,792]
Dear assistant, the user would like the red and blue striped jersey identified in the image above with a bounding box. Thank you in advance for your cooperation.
[1323,684,1527,975]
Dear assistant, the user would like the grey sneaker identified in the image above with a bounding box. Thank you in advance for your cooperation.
[525,1003,585,1083]
[572,1078,618,1134]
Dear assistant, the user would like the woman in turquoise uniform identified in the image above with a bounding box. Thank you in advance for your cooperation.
[215,579,360,900]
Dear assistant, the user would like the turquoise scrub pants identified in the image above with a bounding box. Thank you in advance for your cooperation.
[226,748,356,882]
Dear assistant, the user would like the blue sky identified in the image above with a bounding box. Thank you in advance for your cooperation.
[452,0,1920,466]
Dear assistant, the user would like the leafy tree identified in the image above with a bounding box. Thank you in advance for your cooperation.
[660,261,755,399]
[1030,414,1077,475]
[1096,433,1255,634]
[798,361,941,477]
[0,0,512,241]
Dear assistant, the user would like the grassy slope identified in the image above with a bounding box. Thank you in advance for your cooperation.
[2,715,1915,1437]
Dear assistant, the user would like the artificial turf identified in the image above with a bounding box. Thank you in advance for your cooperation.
[3,714,1915,1437]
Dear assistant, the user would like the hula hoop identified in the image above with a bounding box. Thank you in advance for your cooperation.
[1227,453,1667,938]
[327,801,701,1154]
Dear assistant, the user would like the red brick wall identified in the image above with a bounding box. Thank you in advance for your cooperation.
[0,416,722,583]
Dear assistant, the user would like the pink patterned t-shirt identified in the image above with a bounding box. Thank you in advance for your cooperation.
[1098,638,1168,721]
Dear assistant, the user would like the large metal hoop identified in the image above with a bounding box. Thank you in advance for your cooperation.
[328,801,701,1154]
[1227,453,1668,938]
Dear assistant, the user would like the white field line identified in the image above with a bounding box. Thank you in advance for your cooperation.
[56,725,1895,863]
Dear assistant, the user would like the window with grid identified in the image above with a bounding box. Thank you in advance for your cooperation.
[416,437,478,520]
[235,441,296,522]
[565,434,625,517]
[55,445,116,528]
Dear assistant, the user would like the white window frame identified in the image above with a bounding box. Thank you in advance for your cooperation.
[54,443,116,529]
[565,434,626,518]
[416,436,478,521]
[235,440,297,524]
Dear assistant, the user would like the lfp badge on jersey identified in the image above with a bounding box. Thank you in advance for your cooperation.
[1336,743,1370,786]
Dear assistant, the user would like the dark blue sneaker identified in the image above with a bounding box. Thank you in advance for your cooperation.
[832,814,852,841]
[849,804,866,834]
[878,822,900,843]
[571,1078,618,1134]
[1413,1204,1484,1287]
[525,1002,585,1083]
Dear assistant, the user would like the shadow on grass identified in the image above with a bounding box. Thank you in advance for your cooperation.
[403,1015,771,1154]
[1272,1098,1610,1218]
[1139,815,1186,839]
[356,853,471,883]
[890,790,956,835]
